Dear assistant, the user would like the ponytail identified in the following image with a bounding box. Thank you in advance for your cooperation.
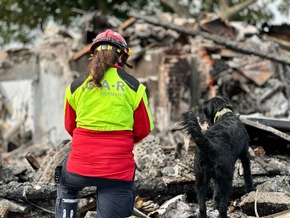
[88,50,119,87]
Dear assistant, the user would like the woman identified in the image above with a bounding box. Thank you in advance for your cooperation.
[55,29,154,218]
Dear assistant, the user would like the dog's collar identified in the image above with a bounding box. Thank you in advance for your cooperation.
[214,108,233,123]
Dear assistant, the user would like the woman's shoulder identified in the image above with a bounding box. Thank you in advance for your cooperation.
[70,73,89,94]
[115,68,140,92]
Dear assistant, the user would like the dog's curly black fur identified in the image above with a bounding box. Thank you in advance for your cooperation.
[181,96,255,218]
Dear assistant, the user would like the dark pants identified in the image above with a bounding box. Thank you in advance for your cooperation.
[55,157,135,218]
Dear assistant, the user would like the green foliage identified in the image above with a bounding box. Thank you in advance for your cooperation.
[197,0,275,25]
[0,0,124,47]
[0,0,289,47]
[231,3,274,25]
[277,0,290,17]
[0,0,82,46]
[234,9,274,25]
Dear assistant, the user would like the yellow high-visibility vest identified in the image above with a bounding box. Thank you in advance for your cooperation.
[65,67,153,131]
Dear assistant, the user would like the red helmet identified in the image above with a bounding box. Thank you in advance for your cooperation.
[89,29,131,57]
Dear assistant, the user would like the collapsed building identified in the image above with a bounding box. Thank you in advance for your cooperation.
[0,11,290,218]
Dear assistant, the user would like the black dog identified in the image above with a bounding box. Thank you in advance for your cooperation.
[181,96,255,218]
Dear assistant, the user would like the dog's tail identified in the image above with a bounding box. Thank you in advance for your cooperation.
[181,111,212,153]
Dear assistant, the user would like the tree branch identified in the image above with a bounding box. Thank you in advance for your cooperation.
[160,0,192,18]
[220,0,258,19]
[204,0,215,12]
[218,0,229,15]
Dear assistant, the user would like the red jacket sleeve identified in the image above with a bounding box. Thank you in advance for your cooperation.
[133,99,152,143]
[64,100,76,136]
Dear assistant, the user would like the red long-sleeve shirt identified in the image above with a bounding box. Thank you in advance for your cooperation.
[64,66,154,181]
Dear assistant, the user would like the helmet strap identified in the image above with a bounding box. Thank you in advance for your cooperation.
[125,62,133,69]
[119,54,133,69]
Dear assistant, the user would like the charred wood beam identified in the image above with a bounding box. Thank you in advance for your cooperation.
[0,182,96,201]
[128,12,290,66]
[0,178,193,203]
[25,152,40,171]
[0,178,185,203]
[135,176,194,201]
[0,176,268,205]
[240,116,290,132]
[240,117,290,142]
[0,182,57,201]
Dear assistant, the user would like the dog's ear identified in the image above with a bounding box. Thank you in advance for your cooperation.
[201,96,234,124]
[218,96,234,112]
[211,96,234,111]
[198,111,208,124]
[201,98,216,123]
